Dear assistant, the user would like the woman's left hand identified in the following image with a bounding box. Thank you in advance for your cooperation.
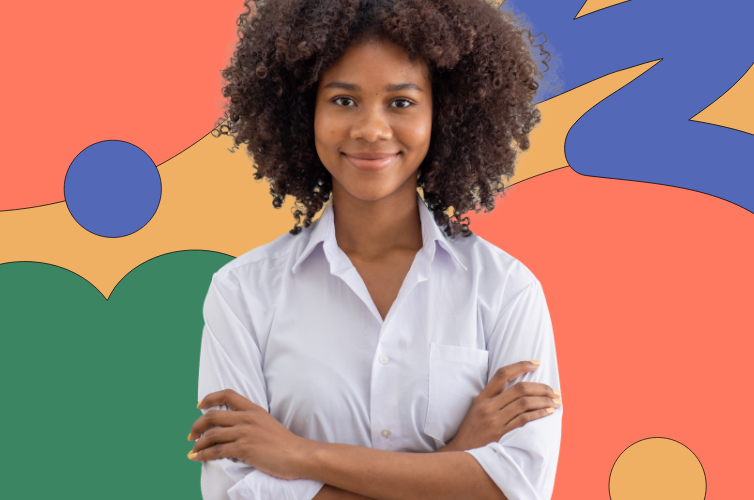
[187,389,309,480]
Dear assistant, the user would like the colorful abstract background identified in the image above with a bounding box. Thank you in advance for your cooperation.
[1,0,752,498]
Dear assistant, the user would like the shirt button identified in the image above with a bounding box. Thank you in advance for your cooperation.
[379,355,389,365]
[381,429,391,438]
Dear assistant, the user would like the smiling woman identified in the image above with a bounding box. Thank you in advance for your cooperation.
[197,1,562,500]
[213,0,550,237]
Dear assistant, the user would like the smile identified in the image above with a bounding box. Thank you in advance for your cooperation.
[342,152,400,172]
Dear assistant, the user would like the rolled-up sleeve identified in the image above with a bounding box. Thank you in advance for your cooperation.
[198,270,325,500]
[464,279,562,500]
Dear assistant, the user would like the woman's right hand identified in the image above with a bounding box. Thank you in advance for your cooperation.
[438,360,561,453]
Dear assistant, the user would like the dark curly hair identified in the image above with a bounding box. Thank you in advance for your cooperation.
[212,0,552,237]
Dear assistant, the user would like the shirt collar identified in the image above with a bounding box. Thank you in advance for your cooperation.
[291,192,468,274]
[291,197,335,275]
[415,192,468,271]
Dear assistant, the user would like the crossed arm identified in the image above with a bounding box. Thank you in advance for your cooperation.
[201,363,560,500]
[307,440,506,500]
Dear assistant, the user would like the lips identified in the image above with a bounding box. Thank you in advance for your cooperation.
[345,152,399,160]
[342,152,400,172]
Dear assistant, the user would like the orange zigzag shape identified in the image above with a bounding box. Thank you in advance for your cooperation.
[0,60,660,298]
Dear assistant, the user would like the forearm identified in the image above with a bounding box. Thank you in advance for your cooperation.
[312,444,461,500]
[301,440,506,500]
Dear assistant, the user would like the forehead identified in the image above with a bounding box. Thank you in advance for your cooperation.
[320,38,430,86]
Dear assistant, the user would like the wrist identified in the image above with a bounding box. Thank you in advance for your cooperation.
[294,437,324,479]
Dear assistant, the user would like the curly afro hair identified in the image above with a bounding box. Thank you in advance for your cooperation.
[213,0,552,237]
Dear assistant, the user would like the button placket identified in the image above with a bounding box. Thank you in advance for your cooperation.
[372,322,399,448]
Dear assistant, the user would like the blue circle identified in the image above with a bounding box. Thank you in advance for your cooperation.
[64,141,162,238]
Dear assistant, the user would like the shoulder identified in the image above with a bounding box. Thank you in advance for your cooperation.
[446,230,538,282]
[212,225,313,287]
[444,230,541,306]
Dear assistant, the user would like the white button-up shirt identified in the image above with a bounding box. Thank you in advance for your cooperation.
[197,193,562,500]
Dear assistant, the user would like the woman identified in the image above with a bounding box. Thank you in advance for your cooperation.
[188,1,562,499]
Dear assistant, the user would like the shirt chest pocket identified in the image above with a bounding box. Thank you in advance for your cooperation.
[423,342,490,446]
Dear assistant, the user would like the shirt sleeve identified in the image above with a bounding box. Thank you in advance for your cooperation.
[198,270,325,500]
[464,279,562,500]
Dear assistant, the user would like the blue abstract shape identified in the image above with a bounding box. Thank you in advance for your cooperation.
[504,0,754,213]
[64,140,161,238]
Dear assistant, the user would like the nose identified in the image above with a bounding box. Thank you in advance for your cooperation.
[350,106,392,142]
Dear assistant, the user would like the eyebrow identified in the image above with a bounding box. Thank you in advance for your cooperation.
[322,81,424,93]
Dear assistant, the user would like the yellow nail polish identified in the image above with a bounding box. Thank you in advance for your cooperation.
[553,389,561,397]
[197,400,203,409]
[188,432,192,441]
[530,360,540,365]
[552,398,561,405]
[545,407,554,414]
[188,451,198,460]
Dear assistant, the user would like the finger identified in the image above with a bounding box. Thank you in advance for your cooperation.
[191,425,244,455]
[490,381,560,410]
[502,405,560,434]
[189,439,240,463]
[189,408,245,441]
[498,395,561,426]
[478,361,541,400]
[198,388,260,412]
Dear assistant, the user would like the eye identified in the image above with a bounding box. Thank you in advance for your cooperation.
[332,97,355,107]
[390,99,414,109]
[330,97,415,108]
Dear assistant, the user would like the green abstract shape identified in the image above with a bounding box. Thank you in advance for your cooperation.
[0,251,234,499]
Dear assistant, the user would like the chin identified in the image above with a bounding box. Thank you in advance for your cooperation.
[331,168,417,204]
[342,187,395,202]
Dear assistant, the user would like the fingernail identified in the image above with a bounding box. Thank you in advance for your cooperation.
[545,407,554,414]
[553,389,561,397]
[188,432,193,441]
[197,400,203,409]
[188,451,198,460]
[530,360,540,365]
[552,398,561,405]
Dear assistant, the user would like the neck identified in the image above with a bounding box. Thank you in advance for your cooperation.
[331,178,423,261]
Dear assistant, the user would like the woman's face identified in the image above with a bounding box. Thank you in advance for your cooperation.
[314,37,433,204]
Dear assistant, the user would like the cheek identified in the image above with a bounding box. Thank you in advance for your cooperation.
[415,122,432,143]
[314,115,342,148]
[400,117,432,147]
